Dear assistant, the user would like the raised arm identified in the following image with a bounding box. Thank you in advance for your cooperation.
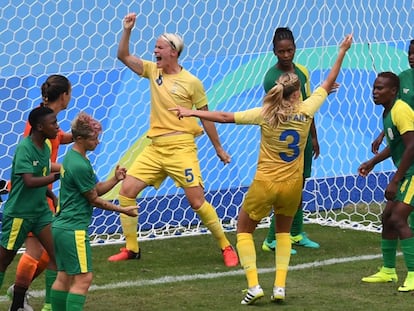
[320,34,353,93]
[117,13,144,76]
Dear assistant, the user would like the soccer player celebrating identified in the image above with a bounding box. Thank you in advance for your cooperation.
[262,27,324,254]
[170,34,353,304]
[359,72,414,292]
[0,106,60,311]
[107,12,238,267]
[50,112,138,311]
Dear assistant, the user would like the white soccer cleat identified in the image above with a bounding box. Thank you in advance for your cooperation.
[241,285,264,305]
[271,286,285,303]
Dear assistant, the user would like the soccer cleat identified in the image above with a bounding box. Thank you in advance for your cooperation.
[222,245,239,267]
[241,285,264,305]
[291,232,320,248]
[361,267,398,283]
[6,285,34,311]
[262,240,297,255]
[271,286,285,303]
[40,303,52,311]
[108,247,141,262]
[398,272,414,292]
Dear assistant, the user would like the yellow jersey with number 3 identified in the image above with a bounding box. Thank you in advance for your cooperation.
[234,87,327,182]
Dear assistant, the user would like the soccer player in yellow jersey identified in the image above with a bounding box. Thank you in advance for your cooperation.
[108,12,238,267]
[170,34,353,305]
[262,27,320,254]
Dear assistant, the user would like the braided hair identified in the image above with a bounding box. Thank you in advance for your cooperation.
[272,27,295,53]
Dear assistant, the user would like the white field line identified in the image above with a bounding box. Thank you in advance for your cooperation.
[0,253,383,302]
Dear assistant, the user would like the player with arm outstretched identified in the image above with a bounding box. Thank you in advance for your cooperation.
[262,27,322,254]
[107,12,238,267]
[170,34,353,305]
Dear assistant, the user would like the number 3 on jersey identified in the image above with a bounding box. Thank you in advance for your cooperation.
[279,129,300,162]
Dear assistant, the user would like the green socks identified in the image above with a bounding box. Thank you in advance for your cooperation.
[51,290,86,311]
[51,289,68,311]
[382,239,398,269]
[401,237,414,271]
[290,208,303,236]
[0,271,4,288]
[67,292,86,311]
[265,216,275,243]
[45,269,57,304]
[266,208,304,242]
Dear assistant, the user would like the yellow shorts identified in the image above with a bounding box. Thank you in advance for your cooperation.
[127,134,204,189]
[242,178,303,221]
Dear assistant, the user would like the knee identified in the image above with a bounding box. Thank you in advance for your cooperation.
[119,176,142,198]
[190,200,204,210]
[73,273,93,293]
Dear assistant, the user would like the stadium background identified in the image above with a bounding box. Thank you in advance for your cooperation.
[1,1,413,236]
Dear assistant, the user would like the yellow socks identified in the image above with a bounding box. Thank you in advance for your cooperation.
[275,232,292,288]
[237,233,258,288]
[119,195,139,253]
[195,201,230,249]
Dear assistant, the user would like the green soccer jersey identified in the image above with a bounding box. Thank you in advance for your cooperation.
[399,68,414,108]
[263,63,311,99]
[4,137,51,218]
[53,149,97,230]
[383,99,414,176]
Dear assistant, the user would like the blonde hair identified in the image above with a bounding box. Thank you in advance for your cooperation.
[261,72,301,128]
[160,33,184,57]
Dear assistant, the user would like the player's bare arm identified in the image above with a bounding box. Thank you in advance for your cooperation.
[83,188,138,217]
[358,146,391,177]
[117,12,144,76]
[197,105,231,164]
[95,165,127,196]
[22,172,60,188]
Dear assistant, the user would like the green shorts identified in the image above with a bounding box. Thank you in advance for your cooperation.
[242,177,303,221]
[128,134,204,189]
[1,211,52,251]
[397,175,414,205]
[52,227,92,274]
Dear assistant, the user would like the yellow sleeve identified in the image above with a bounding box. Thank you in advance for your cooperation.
[234,108,263,125]
[296,63,311,97]
[301,87,328,116]
[391,100,414,135]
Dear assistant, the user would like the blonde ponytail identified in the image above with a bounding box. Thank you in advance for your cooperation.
[261,72,301,128]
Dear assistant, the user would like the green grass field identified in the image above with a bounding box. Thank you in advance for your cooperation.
[1,224,413,311]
